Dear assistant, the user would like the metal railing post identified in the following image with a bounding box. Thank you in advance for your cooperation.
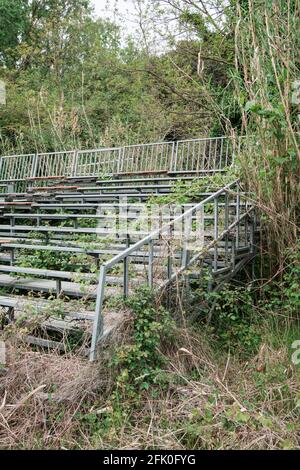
[181,212,192,269]
[31,154,38,179]
[148,239,154,288]
[116,147,122,174]
[0,157,3,180]
[172,141,179,172]
[167,224,173,281]
[90,265,106,361]
[249,212,255,254]
[236,185,240,249]
[123,235,130,298]
[213,196,219,271]
[224,192,229,266]
[71,150,79,177]
[169,141,175,172]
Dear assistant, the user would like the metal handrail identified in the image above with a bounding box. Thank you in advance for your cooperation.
[103,181,238,268]
[90,179,255,360]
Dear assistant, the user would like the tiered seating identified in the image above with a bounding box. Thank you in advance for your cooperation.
[0,175,208,351]
[0,137,259,359]
[0,169,255,358]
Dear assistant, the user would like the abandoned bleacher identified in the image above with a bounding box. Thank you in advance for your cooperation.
[0,137,257,360]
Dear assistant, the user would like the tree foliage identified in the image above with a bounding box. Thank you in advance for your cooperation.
[0,0,299,268]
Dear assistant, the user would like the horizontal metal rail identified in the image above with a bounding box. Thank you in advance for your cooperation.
[89,180,256,360]
[0,136,241,188]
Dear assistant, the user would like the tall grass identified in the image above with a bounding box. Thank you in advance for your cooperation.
[234,0,299,272]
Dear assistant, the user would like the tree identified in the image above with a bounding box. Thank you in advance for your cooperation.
[0,0,29,67]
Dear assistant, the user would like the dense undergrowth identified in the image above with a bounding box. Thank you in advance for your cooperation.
[1,248,299,450]
[0,0,299,451]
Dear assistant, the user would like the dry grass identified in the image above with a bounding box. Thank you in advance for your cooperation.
[0,345,100,449]
[0,319,299,450]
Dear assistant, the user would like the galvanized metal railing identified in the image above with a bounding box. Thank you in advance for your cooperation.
[0,136,240,186]
[0,154,35,181]
[119,141,175,174]
[172,136,233,173]
[89,180,256,360]
[76,148,121,176]
[33,151,75,179]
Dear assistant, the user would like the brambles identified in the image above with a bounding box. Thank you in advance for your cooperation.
[112,287,176,400]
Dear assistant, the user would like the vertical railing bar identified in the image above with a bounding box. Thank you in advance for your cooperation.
[181,211,192,269]
[8,157,12,180]
[116,148,121,174]
[172,141,179,172]
[71,150,78,177]
[148,239,154,288]
[160,143,164,172]
[90,265,106,361]
[94,150,98,176]
[196,140,201,173]
[214,196,219,271]
[208,139,213,170]
[19,156,24,180]
[159,143,162,171]
[185,141,189,172]
[169,142,173,172]
[142,144,146,172]
[219,138,224,170]
[214,139,218,171]
[31,154,38,179]
[121,146,126,174]
[131,146,135,173]
[249,212,254,254]
[134,145,137,173]
[169,141,175,172]
[123,235,130,297]
[167,223,173,281]
[224,191,229,266]
[244,198,249,247]
[153,144,157,172]
[146,145,150,173]
[225,138,229,167]
[236,184,240,249]
[0,157,3,180]
[203,139,207,170]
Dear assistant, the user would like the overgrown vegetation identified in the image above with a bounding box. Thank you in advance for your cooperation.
[0,0,299,451]
[1,282,299,449]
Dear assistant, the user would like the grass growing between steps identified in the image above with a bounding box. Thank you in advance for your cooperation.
[1,258,300,450]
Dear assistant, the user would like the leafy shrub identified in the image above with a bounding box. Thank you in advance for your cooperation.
[263,241,300,316]
[112,287,176,399]
[207,284,261,357]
